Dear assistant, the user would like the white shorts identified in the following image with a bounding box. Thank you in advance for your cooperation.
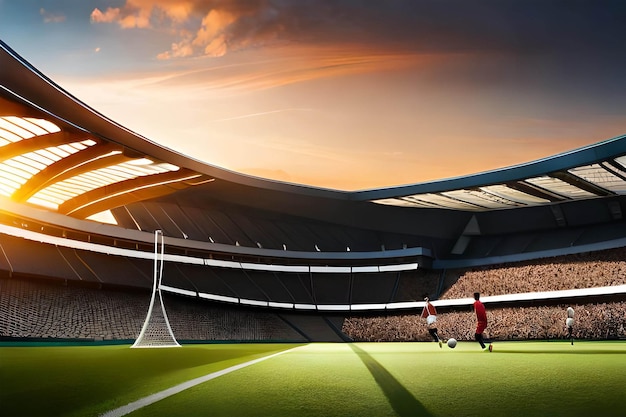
[566,318,574,328]
[427,315,437,325]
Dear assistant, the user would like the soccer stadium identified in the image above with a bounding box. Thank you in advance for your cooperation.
[1,35,625,417]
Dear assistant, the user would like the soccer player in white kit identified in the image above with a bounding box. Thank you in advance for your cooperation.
[566,306,575,345]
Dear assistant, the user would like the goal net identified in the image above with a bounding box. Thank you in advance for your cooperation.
[132,230,180,348]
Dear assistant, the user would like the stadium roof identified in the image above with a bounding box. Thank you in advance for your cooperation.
[362,139,626,210]
[2,39,626,269]
[2,39,626,221]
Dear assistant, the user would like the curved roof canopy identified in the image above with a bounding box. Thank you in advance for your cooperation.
[365,146,626,210]
[1,39,626,222]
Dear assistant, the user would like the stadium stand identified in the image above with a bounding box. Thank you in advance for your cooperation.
[1,247,624,342]
[440,248,626,299]
[243,270,296,303]
[391,269,442,302]
[0,278,306,342]
[343,302,626,342]
[0,234,79,282]
[350,272,398,304]
[312,273,351,305]
[174,264,236,297]
[1,40,625,345]
[343,247,626,342]
[275,273,315,304]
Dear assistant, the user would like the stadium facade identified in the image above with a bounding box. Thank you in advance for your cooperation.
[1,39,626,341]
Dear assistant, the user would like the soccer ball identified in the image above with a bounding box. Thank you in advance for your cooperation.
[447,338,457,348]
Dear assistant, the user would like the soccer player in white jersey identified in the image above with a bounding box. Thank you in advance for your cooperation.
[566,306,575,345]
[421,296,442,348]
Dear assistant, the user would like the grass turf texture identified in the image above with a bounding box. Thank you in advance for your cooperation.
[1,341,625,417]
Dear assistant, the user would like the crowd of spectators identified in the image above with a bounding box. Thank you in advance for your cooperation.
[343,247,626,342]
[0,278,303,342]
[343,302,626,342]
[442,248,626,299]
[0,279,144,340]
[393,269,442,302]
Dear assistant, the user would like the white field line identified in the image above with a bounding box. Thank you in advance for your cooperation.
[100,346,304,417]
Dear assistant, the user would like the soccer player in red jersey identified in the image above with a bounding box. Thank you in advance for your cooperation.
[473,292,490,350]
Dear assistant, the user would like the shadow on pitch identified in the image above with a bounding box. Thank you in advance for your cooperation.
[350,344,433,417]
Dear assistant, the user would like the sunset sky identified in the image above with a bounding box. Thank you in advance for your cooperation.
[1,1,625,190]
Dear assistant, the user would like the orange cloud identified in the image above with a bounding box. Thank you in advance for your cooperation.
[156,40,194,60]
[91,7,122,24]
[91,0,476,65]
[193,9,237,57]
[90,1,272,58]
[91,6,152,29]
[91,1,396,60]
[153,44,442,92]
[90,1,188,29]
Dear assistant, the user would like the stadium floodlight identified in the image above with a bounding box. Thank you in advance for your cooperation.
[132,230,180,348]
[239,298,268,307]
[317,304,350,311]
[268,301,294,309]
[351,266,379,273]
[198,292,239,303]
[294,303,317,310]
[310,266,351,273]
[379,262,419,272]
[385,301,423,310]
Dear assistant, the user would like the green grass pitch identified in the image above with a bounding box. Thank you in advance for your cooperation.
[1,341,625,417]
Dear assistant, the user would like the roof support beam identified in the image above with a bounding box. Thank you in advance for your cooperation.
[549,171,614,197]
[505,181,566,202]
[58,168,213,219]
[11,142,128,202]
[603,161,626,181]
[0,131,90,162]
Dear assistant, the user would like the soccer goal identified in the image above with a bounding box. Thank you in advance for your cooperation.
[132,230,180,348]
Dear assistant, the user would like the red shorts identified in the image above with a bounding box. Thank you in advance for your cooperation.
[476,321,487,334]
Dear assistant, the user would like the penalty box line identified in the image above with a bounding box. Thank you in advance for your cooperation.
[100,345,305,417]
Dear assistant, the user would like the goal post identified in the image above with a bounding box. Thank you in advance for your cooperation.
[132,230,180,348]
